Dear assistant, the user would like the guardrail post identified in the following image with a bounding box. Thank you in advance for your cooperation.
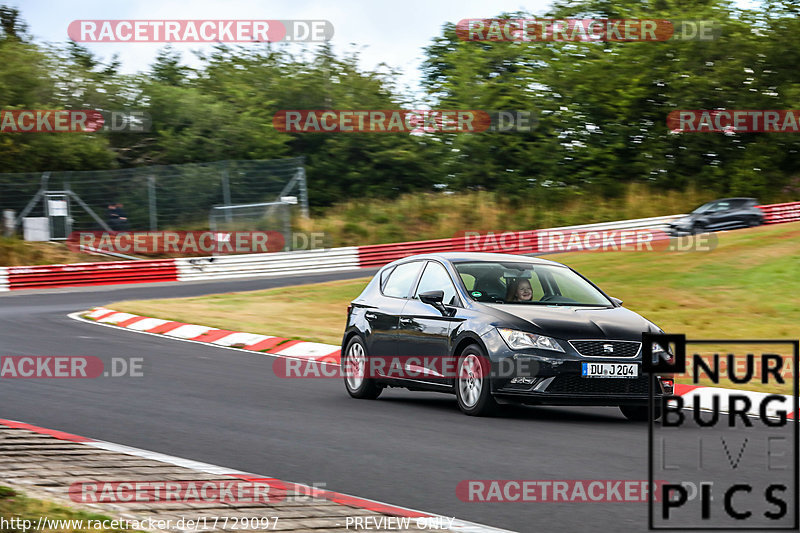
[148,175,157,231]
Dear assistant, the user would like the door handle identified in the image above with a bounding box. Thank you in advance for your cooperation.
[399,317,414,325]
[365,312,377,321]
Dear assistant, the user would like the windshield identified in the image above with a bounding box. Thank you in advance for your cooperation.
[692,201,716,214]
[454,261,612,306]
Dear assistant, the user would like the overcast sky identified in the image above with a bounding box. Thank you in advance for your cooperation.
[12,0,761,99]
[12,0,552,96]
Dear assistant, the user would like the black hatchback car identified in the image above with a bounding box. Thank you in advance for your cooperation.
[341,252,672,419]
[668,197,763,235]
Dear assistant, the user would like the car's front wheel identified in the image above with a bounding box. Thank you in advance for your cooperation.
[342,337,382,400]
[620,405,661,421]
[455,345,498,416]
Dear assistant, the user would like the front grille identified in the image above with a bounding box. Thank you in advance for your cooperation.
[547,375,650,395]
[569,340,641,357]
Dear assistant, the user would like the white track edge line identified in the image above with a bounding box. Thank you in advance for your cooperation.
[5,418,513,533]
[65,312,514,531]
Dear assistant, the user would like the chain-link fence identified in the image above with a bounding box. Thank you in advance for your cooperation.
[0,158,307,235]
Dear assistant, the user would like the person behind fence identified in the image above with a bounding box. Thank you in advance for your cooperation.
[106,202,128,231]
[115,203,129,230]
[505,278,533,302]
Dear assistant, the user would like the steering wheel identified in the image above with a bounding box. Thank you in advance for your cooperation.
[539,294,559,302]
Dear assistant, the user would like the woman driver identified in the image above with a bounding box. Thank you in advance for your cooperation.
[505,278,533,302]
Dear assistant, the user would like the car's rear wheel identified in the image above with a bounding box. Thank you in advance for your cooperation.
[455,345,498,416]
[620,405,661,421]
[342,337,382,399]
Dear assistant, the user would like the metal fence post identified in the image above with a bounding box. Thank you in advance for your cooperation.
[283,202,291,251]
[222,169,232,223]
[148,175,157,231]
[14,172,50,230]
[297,167,309,219]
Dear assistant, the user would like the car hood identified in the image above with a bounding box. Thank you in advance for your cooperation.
[484,304,659,341]
[672,213,702,225]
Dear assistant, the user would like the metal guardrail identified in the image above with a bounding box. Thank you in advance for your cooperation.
[357,214,686,267]
[5,260,178,290]
[759,202,800,224]
[542,214,685,232]
[175,247,360,281]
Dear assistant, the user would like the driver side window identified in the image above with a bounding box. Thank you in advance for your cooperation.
[414,261,459,306]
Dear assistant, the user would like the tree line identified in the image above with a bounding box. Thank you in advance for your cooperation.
[0,0,798,211]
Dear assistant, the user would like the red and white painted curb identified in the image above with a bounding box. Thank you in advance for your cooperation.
[74,308,796,419]
[672,383,795,419]
[0,418,511,533]
[80,306,341,363]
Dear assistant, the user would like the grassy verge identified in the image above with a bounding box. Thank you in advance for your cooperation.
[0,238,121,266]
[0,486,142,532]
[107,222,800,394]
[108,278,367,345]
[299,183,718,247]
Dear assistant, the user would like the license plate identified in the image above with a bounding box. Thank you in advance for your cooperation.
[581,362,639,378]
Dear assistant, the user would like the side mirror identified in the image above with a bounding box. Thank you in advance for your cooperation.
[419,290,449,315]
[419,290,444,305]
[610,297,623,307]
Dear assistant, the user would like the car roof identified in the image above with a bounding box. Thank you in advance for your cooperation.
[391,252,565,267]
[711,197,758,202]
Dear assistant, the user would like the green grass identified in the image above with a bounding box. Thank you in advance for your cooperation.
[106,222,800,393]
[0,486,143,532]
[299,183,719,247]
[108,278,367,345]
[0,238,120,267]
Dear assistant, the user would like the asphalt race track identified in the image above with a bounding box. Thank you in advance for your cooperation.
[1,273,795,532]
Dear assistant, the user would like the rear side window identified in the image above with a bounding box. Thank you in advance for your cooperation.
[380,266,395,292]
[382,261,423,298]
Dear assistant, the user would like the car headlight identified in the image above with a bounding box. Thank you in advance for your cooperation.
[497,328,564,352]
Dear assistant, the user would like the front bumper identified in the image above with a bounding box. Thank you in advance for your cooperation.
[493,374,668,406]
[481,331,670,406]
[491,358,668,406]
[667,223,692,236]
